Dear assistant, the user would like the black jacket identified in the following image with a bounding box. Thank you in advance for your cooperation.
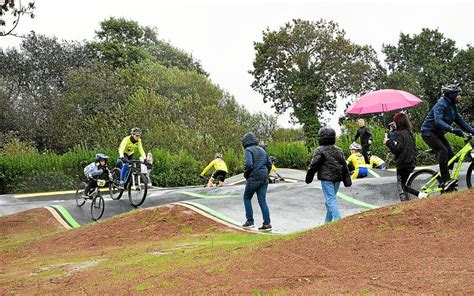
[386,129,417,169]
[306,145,348,183]
[354,126,372,146]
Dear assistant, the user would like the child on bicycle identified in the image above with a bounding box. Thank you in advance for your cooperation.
[200,152,228,187]
[384,112,426,201]
[269,156,285,183]
[84,154,111,196]
[368,152,387,170]
[347,143,368,179]
[117,127,147,189]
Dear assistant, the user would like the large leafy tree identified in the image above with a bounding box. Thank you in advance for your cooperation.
[383,29,473,124]
[250,19,382,146]
[383,29,457,107]
[89,17,207,75]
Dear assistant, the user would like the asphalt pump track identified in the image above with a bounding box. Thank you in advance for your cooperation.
[1,166,471,234]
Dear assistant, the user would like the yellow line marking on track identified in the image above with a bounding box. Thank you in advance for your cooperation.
[14,188,110,198]
[15,190,76,198]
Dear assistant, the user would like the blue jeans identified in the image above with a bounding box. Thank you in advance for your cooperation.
[117,155,134,182]
[243,179,270,225]
[321,180,341,223]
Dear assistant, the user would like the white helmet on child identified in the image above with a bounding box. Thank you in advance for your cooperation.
[349,143,362,150]
[214,152,223,159]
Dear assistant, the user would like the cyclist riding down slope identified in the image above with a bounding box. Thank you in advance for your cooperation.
[420,83,474,190]
[200,152,228,187]
[84,153,111,196]
[117,127,146,189]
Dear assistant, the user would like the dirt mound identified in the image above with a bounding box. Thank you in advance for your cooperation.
[156,190,474,294]
[0,207,65,238]
[3,204,236,259]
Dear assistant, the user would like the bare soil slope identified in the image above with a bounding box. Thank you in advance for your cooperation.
[1,190,473,294]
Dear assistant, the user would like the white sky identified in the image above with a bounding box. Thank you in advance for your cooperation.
[1,0,473,130]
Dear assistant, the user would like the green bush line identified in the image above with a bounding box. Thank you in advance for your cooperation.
[0,124,465,194]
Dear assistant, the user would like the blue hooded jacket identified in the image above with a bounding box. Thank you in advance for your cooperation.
[242,132,272,181]
[421,95,474,135]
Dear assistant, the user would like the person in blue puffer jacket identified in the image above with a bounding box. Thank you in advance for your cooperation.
[241,132,273,231]
[420,83,474,190]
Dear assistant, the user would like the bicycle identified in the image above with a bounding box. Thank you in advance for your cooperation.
[75,179,107,221]
[110,159,148,207]
[407,134,473,197]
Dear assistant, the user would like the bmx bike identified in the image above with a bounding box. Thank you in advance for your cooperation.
[406,134,473,197]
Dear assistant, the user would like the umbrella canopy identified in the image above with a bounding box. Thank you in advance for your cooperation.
[345,89,422,115]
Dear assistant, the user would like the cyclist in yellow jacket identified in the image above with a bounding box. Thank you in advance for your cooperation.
[200,152,228,187]
[347,143,369,179]
[368,153,388,170]
[117,127,147,188]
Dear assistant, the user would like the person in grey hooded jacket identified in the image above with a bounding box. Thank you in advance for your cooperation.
[241,132,273,231]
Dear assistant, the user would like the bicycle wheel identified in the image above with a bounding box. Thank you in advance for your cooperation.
[75,181,87,207]
[467,162,473,189]
[407,169,441,197]
[110,168,124,200]
[128,173,148,207]
[91,193,105,221]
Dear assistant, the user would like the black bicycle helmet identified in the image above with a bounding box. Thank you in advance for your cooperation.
[442,83,461,95]
[269,156,276,163]
[131,127,142,135]
[95,153,109,163]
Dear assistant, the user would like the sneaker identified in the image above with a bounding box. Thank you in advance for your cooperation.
[418,192,428,199]
[258,224,272,231]
[242,221,255,228]
[118,181,125,190]
[441,179,458,191]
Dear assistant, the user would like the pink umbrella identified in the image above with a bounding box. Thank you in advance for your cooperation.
[345,89,422,115]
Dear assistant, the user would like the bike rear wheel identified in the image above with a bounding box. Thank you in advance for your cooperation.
[407,169,441,197]
[91,194,105,221]
[75,181,87,207]
[467,162,473,189]
[110,168,123,200]
[128,173,148,207]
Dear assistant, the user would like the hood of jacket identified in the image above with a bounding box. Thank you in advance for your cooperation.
[242,132,258,148]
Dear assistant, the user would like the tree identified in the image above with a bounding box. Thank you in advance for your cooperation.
[450,46,473,122]
[0,0,35,37]
[89,17,207,75]
[250,19,382,146]
[382,29,458,108]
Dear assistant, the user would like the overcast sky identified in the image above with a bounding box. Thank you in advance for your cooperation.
[1,0,472,130]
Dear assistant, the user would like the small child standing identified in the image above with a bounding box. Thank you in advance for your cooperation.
[306,127,350,223]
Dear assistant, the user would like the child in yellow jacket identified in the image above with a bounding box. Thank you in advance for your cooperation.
[200,153,228,187]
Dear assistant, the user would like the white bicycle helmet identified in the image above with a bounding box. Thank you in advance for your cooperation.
[349,143,362,150]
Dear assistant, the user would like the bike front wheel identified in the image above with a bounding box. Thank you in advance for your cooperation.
[407,169,441,197]
[91,194,105,221]
[467,162,473,189]
[110,168,123,200]
[128,173,148,207]
[75,181,87,207]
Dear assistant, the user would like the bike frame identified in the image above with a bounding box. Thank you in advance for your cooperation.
[420,141,472,194]
[123,161,142,190]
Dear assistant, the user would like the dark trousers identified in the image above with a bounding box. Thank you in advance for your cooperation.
[85,178,98,196]
[396,167,418,201]
[362,144,370,164]
[421,132,454,182]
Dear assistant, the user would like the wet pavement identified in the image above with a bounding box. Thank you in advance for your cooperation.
[1,165,471,234]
